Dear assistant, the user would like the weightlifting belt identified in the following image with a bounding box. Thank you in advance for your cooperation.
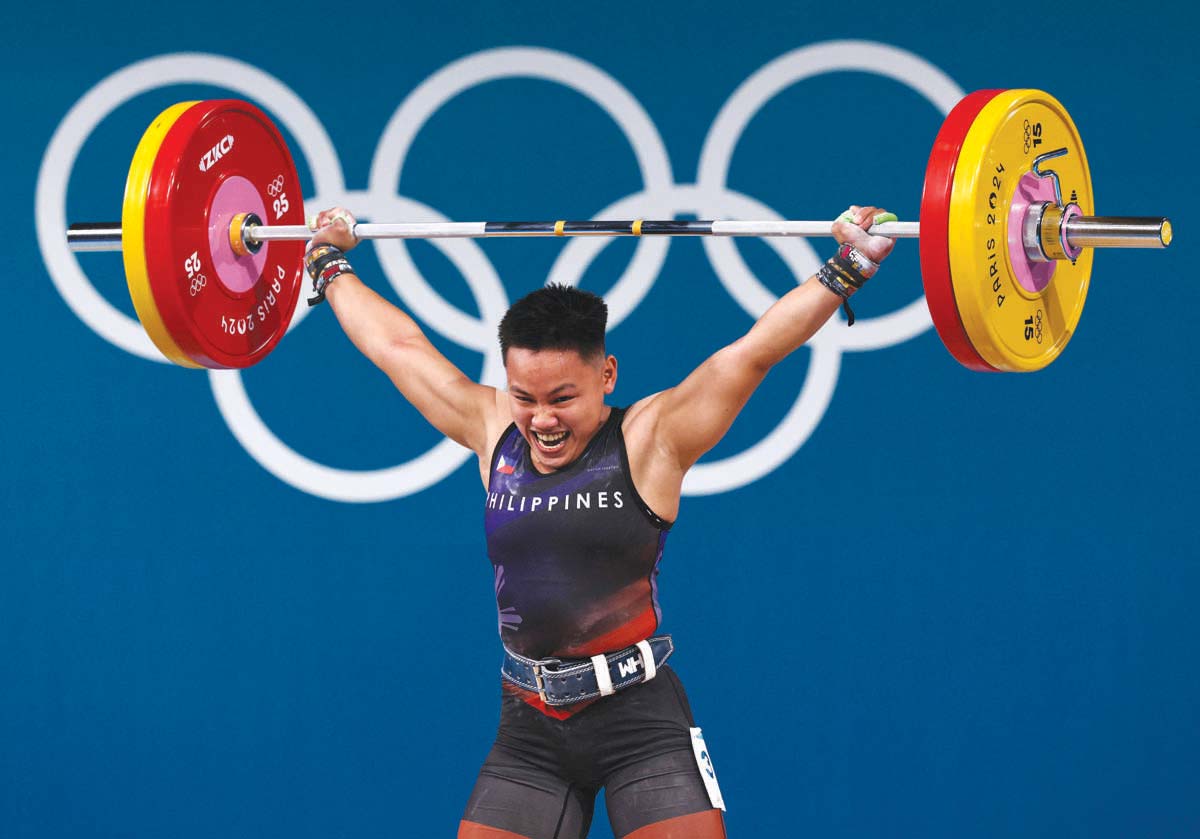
[501,635,674,706]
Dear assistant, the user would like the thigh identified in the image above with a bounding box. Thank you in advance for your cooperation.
[462,696,597,839]
[461,745,597,839]
[603,748,724,838]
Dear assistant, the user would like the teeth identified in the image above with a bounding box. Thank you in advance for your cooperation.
[535,431,567,447]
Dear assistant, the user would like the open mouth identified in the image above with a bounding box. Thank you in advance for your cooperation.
[532,430,569,452]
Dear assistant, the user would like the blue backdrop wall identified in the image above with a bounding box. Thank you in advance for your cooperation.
[6,2,1198,837]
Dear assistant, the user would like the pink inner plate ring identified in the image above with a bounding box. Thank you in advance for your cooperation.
[208,175,269,294]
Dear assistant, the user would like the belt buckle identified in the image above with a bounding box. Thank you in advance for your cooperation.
[530,657,562,704]
[532,662,549,703]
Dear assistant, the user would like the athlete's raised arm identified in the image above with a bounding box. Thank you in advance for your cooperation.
[307,208,506,458]
[635,205,897,473]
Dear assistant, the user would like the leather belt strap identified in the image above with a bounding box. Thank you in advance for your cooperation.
[500,635,674,706]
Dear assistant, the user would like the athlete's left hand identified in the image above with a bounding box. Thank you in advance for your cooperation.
[832,205,897,265]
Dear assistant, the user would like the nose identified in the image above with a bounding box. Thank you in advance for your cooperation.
[530,407,557,430]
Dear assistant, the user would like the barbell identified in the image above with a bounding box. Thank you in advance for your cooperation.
[66,91,1171,372]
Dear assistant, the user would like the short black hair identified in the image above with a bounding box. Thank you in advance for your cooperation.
[498,284,608,362]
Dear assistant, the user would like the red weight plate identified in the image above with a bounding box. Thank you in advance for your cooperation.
[919,89,1005,373]
[142,100,305,369]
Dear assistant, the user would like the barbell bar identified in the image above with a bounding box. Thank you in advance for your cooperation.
[68,216,1171,250]
[64,91,1173,372]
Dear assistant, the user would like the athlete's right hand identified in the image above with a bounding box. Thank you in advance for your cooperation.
[309,207,359,252]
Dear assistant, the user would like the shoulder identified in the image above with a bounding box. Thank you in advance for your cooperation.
[620,392,661,432]
[479,391,516,462]
[616,393,686,522]
[620,392,671,460]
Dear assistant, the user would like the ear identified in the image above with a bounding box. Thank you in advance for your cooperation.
[602,354,617,395]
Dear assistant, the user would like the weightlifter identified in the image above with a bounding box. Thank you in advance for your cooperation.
[304,204,896,838]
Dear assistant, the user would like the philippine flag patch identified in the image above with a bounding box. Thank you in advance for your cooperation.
[497,456,515,475]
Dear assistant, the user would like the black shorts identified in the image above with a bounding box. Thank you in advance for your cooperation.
[461,665,722,838]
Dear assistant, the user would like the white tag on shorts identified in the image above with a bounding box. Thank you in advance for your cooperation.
[690,727,726,811]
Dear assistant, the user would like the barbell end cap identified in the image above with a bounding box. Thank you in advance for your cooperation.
[67,222,124,252]
[1161,219,1173,247]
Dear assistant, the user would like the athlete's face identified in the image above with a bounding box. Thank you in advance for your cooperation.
[505,347,617,473]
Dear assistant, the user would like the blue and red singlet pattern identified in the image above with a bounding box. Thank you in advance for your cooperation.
[485,407,672,676]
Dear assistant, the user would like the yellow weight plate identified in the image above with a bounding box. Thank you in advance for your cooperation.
[947,89,1094,372]
[121,101,203,369]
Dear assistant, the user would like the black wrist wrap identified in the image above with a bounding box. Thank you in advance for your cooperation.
[305,244,355,306]
[818,253,871,326]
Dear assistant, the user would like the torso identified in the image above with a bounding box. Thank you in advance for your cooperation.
[484,407,672,661]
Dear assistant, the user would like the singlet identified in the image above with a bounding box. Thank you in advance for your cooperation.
[484,407,672,663]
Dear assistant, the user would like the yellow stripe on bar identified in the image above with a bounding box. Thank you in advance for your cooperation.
[633,219,643,236]
[554,220,565,236]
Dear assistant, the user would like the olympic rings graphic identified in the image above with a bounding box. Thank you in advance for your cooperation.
[35,41,964,503]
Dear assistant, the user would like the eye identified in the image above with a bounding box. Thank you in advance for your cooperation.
[553,395,575,404]
[514,395,534,404]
